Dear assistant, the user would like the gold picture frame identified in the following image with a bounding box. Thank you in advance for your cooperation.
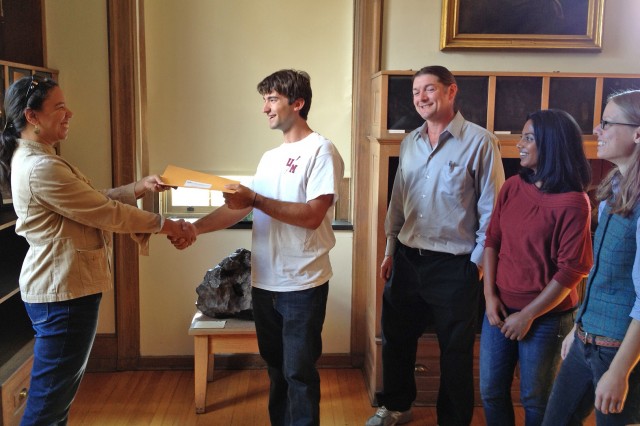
[440,0,605,51]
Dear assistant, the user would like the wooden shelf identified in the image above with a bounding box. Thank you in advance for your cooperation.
[0,295,33,368]
[371,70,640,153]
[358,134,599,160]
[364,137,521,405]
[0,226,27,304]
[0,286,19,305]
[0,212,17,231]
[0,337,33,426]
[0,332,33,373]
[499,137,598,160]
[0,59,58,426]
[363,69,631,406]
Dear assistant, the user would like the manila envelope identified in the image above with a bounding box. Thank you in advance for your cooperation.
[161,165,239,192]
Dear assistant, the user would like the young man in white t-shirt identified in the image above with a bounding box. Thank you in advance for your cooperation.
[176,69,344,425]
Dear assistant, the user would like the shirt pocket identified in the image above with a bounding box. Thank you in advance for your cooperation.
[51,238,110,288]
[438,163,469,214]
[76,246,110,285]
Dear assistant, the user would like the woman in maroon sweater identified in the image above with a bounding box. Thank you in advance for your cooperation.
[479,109,593,426]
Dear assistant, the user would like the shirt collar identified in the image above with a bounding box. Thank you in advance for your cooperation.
[18,138,57,155]
[447,111,465,139]
[413,111,464,143]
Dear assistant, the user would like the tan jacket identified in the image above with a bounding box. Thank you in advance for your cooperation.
[11,139,162,303]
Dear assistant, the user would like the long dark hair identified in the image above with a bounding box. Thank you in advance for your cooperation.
[0,75,59,187]
[519,109,591,193]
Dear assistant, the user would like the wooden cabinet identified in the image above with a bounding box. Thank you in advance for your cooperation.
[364,138,518,406]
[363,138,395,403]
[0,200,31,425]
[0,61,57,425]
[0,346,32,426]
[0,0,44,67]
[364,145,607,408]
[370,70,640,159]
[364,70,640,406]
[1,60,58,120]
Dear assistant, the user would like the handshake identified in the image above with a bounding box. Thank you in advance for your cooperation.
[152,182,257,251]
[162,219,198,250]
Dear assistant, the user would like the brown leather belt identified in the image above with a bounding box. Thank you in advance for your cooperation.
[576,325,622,348]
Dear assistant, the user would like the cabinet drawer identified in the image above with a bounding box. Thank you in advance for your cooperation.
[1,355,33,426]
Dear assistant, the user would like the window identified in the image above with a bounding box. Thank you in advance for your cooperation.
[161,175,254,219]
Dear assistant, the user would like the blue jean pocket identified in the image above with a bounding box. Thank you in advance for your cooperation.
[24,302,49,325]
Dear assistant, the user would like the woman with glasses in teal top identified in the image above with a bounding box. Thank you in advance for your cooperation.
[543,90,640,425]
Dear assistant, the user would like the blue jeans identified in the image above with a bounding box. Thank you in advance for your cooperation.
[20,293,102,426]
[542,333,640,426]
[251,283,328,426]
[479,310,573,426]
[378,244,479,426]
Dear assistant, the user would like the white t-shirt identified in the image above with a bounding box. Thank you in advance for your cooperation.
[250,132,344,292]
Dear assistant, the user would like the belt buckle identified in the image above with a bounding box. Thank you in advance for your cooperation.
[584,330,597,345]
[577,327,590,344]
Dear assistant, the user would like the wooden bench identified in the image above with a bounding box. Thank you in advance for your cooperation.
[188,312,258,414]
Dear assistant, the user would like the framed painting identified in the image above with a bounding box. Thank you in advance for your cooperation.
[440,0,605,51]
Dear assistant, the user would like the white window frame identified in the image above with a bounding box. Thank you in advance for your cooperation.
[160,175,254,219]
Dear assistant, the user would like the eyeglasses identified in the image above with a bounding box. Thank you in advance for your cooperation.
[24,75,39,105]
[600,120,640,130]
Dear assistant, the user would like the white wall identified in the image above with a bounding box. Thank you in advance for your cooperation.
[43,0,354,354]
[143,0,353,177]
[42,0,640,356]
[139,230,352,355]
[140,0,354,356]
[44,0,116,333]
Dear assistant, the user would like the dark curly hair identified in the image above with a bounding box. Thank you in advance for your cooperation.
[257,69,312,120]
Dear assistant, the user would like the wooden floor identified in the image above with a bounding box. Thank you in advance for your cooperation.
[68,368,594,425]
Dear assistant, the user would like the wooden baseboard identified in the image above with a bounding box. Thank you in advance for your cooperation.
[135,353,356,371]
[87,334,117,372]
[88,334,356,372]
[137,355,193,370]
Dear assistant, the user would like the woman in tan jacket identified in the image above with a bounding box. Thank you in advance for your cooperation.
[0,75,195,425]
